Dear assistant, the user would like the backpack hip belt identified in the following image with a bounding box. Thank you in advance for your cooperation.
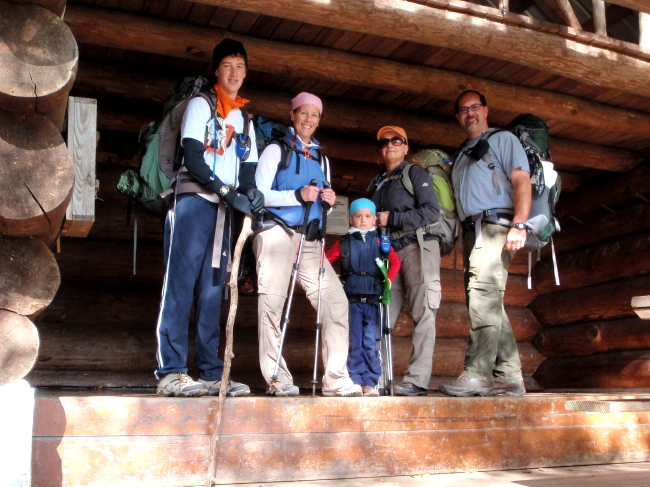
[464,208,514,250]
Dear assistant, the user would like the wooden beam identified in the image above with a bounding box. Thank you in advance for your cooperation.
[79,64,641,172]
[533,317,650,358]
[529,274,650,327]
[190,0,650,95]
[64,5,650,142]
[604,0,650,15]
[556,161,650,220]
[552,0,582,30]
[591,0,608,36]
[583,4,633,33]
[641,12,650,50]
[63,96,97,238]
[0,236,60,316]
[531,0,567,24]
[0,311,39,386]
[0,0,78,130]
[0,109,75,247]
[533,349,650,388]
[532,232,650,295]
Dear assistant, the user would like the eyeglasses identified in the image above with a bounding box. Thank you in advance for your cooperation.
[457,103,484,115]
[378,136,406,148]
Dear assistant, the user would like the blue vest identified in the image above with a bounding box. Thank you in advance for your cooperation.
[268,135,327,228]
[341,231,382,297]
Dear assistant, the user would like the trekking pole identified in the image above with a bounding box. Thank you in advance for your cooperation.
[375,229,394,396]
[206,215,254,487]
[312,181,331,396]
[272,179,319,381]
[383,302,394,396]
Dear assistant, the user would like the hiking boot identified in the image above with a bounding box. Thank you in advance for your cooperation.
[362,385,380,397]
[394,382,428,396]
[157,373,207,397]
[439,374,494,397]
[322,384,363,397]
[268,383,300,397]
[199,378,250,397]
[492,379,526,397]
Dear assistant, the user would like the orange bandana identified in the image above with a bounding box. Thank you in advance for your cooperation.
[214,84,249,119]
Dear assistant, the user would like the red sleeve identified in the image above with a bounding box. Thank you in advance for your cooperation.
[326,240,341,264]
[387,247,401,282]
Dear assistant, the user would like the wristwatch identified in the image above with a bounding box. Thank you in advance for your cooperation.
[512,222,527,230]
[219,185,231,197]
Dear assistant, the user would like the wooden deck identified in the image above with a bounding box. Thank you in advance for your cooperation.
[31,388,650,487]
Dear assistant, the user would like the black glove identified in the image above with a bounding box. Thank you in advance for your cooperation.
[223,189,253,217]
[246,189,265,214]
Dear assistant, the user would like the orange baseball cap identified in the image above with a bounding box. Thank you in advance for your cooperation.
[377,125,408,144]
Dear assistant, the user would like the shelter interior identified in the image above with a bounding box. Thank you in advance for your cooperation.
[28,0,649,392]
[2,0,650,486]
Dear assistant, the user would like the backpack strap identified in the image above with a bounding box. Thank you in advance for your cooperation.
[340,234,351,279]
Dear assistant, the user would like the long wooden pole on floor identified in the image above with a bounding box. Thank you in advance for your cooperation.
[205,215,253,487]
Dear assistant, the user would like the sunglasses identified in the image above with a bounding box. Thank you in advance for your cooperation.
[378,136,406,148]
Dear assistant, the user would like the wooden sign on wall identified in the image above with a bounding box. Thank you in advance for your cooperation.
[63,96,97,238]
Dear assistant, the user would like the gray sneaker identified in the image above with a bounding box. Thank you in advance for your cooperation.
[268,383,300,396]
[439,374,494,397]
[492,379,526,396]
[322,384,362,397]
[157,373,207,397]
[199,378,250,397]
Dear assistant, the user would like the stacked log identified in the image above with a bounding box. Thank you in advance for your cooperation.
[0,236,59,385]
[0,0,78,130]
[531,162,650,389]
[0,0,77,386]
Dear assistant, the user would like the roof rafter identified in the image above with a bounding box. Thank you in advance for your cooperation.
[63,4,650,144]
[190,0,650,95]
[76,61,640,172]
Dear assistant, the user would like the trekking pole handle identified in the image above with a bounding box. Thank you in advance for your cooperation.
[320,181,331,237]
[302,179,319,232]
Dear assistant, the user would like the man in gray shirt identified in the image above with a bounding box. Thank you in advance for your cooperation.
[439,90,530,397]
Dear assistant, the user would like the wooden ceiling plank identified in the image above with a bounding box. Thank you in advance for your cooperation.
[190,0,650,94]
[228,11,261,33]
[63,5,650,141]
[184,2,216,24]
[75,61,641,172]
[206,6,237,29]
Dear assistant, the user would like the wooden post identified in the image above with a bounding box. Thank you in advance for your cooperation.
[555,0,582,30]
[641,12,650,50]
[591,0,607,37]
[63,97,97,238]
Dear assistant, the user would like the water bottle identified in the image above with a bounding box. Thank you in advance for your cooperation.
[379,226,391,254]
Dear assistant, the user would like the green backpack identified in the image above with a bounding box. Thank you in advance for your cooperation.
[407,149,460,256]
[367,149,459,256]
[116,75,216,219]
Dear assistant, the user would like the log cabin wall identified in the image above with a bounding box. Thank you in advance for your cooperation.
[2,0,648,391]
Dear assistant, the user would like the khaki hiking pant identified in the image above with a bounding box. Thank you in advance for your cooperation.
[388,239,441,389]
[462,223,523,382]
[253,225,354,393]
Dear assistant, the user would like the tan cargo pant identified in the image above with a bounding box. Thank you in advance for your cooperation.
[253,225,354,393]
[388,238,441,389]
[462,223,523,382]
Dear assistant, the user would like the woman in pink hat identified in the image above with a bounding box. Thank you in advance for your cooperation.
[253,93,361,397]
